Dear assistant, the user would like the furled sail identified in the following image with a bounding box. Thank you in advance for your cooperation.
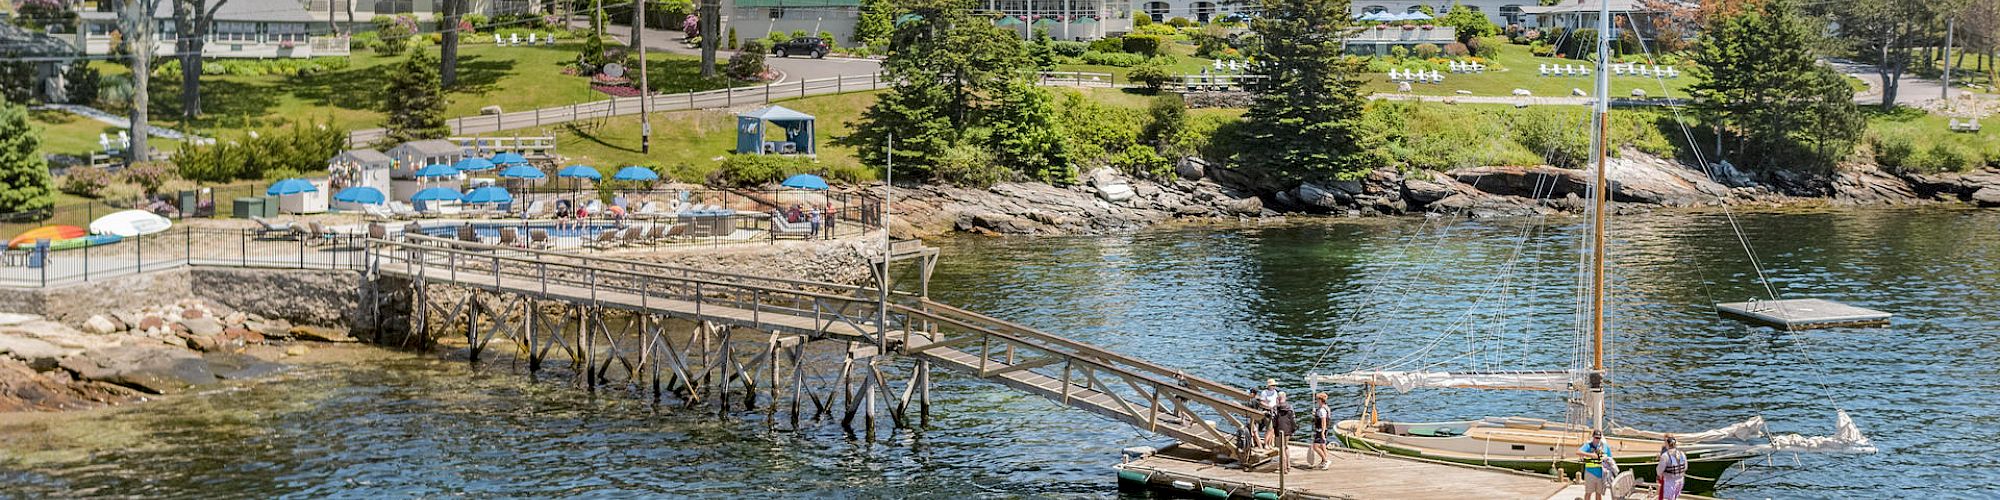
[1306,370,1584,393]
[1711,410,1878,455]
[1613,416,1768,443]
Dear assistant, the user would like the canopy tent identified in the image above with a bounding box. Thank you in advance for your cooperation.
[736,106,816,155]
[334,186,387,205]
[266,178,318,196]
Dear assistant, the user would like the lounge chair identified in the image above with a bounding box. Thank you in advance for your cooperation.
[368,222,388,241]
[498,227,520,247]
[528,229,551,249]
[389,201,421,219]
[456,224,480,244]
[643,224,666,243]
[253,217,294,239]
[635,201,666,219]
[583,199,605,215]
[589,229,620,249]
[770,217,813,240]
[362,204,398,221]
[619,226,644,246]
[520,200,547,218]
[306,221,336,246]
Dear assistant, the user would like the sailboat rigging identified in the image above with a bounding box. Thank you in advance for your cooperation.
[1303,0,1877,494]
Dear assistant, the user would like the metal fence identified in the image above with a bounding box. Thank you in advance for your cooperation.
[0,227,371,288]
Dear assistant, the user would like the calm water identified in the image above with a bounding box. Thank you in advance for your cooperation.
[4,208,1997,498]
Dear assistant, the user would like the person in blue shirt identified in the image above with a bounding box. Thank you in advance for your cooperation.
[1577,430,1612,500]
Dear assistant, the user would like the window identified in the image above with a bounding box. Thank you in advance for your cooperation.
[269,23,307,44]
[769,7,784,19]
[374,0,414,14]
[1362,5,1388,13]
[1405,5,1425,13]
[1500,4,1523,25]
[214,21,257,43]
[1192,1,1215,23]
[1142,1,1169,21]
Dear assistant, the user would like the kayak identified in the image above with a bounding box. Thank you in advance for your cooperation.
[8,225,86,249]
[89,210,172,237]
[46,234,123,250]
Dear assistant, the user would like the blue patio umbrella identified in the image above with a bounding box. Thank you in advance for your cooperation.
[453,157,497,172]
[461,186,513,204]
[333,186,386,204]
[491,152,528,166]
[613,166,660,181]
[499,164,546,179]
[557,165,602,180]
[413,163,460,179]
[266,178,317,196]
[411,186,463,201]
[781,174,829,190]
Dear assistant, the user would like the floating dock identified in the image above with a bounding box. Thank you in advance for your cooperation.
[1116,444,1576,500]
[1715,298,1892,330]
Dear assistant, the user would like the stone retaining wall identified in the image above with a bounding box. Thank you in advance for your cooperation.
[8,267,367,332]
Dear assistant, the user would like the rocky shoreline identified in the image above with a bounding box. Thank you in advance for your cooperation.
[887,152,2000,236]
[0,299,356,412]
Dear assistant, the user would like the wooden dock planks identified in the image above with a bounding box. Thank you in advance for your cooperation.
[1714,298,1891,330]
[1119,445,1575,500]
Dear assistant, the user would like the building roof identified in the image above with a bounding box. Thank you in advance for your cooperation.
[0,22,80,58]
[732,0,859,8]
[388,140,465,157]
[1519,0,1649,15]
[336,149,393,164]
[76,0,317,22]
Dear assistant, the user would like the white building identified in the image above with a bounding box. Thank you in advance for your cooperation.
[1351,0,1539,28]
[1134,0,1239,24]
[724,0,1135,43]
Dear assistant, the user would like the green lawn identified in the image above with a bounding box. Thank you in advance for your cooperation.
[1056,41,1219,81]
[1862,106,1999,172]
[1359,44,1698,98]
[147,40,742,136]
[554,91,884,182]
[29,109,182,159]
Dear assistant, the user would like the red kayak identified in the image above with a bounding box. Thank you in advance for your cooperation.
[8,225,86,249]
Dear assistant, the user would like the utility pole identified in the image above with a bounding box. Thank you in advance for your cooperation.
[1942,16,1955,101]
[636,0,651,153]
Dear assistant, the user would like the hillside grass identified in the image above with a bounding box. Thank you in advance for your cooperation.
[1359,44,1698,99]
[29,109,182,159]
[1860,106,2000,173]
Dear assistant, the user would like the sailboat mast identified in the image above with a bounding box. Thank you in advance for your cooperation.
[1586,0,1613,432]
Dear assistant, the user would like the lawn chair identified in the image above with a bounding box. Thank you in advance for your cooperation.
[252,217,294,239]
[635,201,666,219]
[402,222,425,241]
[663,223,687,242]
[543,33,556,45]
[456,224,480,244]
[306,221,335,246]
[528,33,539,45]
[583,199,605,215]
[362,204,397,221]
[528,229,551,249]
[368,222,388,241]
[494,33,504,45]
[510,33,521,45]
[389,201,421,219]
[770,217,812,240]
[643,224,665,244]
[587,229,619,249]
[520,200,547,218]
[619,226,644,246]
[498,227,520,247]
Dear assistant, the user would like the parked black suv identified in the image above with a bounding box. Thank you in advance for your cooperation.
[770,37,829,59]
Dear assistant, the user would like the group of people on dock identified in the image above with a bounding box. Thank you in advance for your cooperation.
[1249,379,1689,500]
[1248,379,1335,470]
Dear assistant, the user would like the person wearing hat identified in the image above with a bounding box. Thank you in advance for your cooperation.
[1578,429,1613,500]
[1657,435,1688,499]
[1307,392,1334,469]
[1256,379,1284,449]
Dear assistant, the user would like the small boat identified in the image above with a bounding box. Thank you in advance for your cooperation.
[89,210,172,238]
[8,225,86,249]
[46,234,123,250]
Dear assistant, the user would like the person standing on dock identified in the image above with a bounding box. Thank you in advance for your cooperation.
[1307,393,1332,469]
[1256,379,1283,448]
[1579,430,1611,500]
[1657,436,1687,500]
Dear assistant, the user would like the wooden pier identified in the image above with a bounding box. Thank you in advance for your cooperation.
[359,235,1663,498]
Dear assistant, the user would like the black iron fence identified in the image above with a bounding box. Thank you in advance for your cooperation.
[0,227,371,288]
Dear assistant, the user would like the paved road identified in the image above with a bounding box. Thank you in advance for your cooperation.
[600,22,882,83]
[1829,59,1951,106]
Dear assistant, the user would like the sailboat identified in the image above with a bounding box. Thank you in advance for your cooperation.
[1304,0,1875,495]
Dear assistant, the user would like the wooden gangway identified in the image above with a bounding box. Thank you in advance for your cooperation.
[365,235,1263,460]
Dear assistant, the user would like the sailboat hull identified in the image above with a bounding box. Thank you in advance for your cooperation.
[1334,422,1748,494]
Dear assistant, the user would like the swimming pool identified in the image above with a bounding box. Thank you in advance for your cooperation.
[416,221,625,239]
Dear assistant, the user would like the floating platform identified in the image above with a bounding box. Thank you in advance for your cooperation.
[1117,443,1576,500]
[1715,298,1891,330]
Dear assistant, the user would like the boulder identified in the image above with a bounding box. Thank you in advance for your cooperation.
[138,316,165,332]
[1176,157,1207,180]
[1330,180,1365,195]
[1292,182,1352,211]
[177,332,221,352]
[182,309,205,320]
[1220,196,1265,216]
[479,105,504,115]
[1971,187,2000,207]
[1086,167,1125,188]
[81,315,120,335]
[204,352,288,380]
[1404,178,1459,205]
[1096,184,1136,203]
[0,314,37,327]
[1452,166,1590,198]
[182,317,225,337]
[0,334,79,369]
[290,325,358,343]
[59,345,215,394]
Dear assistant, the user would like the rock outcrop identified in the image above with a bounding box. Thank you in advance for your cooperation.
[0,298,323,411]
[892,171,1272,236]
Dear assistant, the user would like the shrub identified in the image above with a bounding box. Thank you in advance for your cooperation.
[1390,45,1410,59]
[1111,144,1172,178]
[931,142,1009,187]
[373,15,415,53]
[727,26,739,50]
[1529,40,1554,57]
[766,30,792,45]
[1413,43,1440,59]
[1869,131,1917,171]
[715,153,812,186]
[1914,142,1977,173]
[1080,51,1147,67]
[1133,11,1152,27]
[1442,42,1468,57]
[1122,33,1167,57]
[463,13,489,30]
[1128,58,1174,91]
[121,162,174,194]
[819,31,837,46]
[173,119,345,183]
[728,40,769,80]
[63,63,99,105]
[1051,40,1089,57]
[1089,37,1124,53]
[1470,35,1504,58]
[1166,16,1193,28]
[60,167,113,197]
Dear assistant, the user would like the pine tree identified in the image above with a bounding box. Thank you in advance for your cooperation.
[383,47,449,143]
[842,0,1030,180]
[1236,0,1376,183]
[853,0,896,47]
[987,79,1075,184]
[1691,0,1863,172]
[0,95,54,214]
